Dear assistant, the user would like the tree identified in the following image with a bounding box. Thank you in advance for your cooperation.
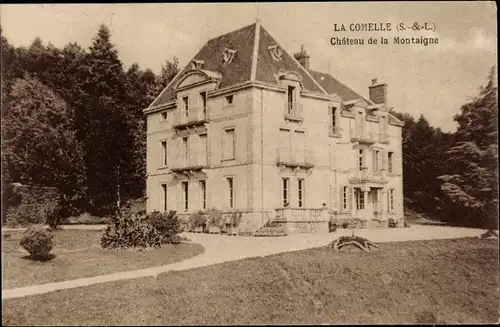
[438,66,498,228]
[1,75,86,214]
[156,57,179,93]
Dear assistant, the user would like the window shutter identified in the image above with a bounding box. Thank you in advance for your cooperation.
[362,149,367,168]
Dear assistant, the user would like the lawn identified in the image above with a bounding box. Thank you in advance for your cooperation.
[1,230,204,289]
[2,237,498,325]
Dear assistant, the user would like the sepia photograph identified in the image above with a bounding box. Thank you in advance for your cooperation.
[1,2,498,325]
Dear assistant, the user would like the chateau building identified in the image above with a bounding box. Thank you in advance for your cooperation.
[143,21,404,232]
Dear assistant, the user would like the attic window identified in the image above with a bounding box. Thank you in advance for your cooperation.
[268,44,283,61]
[222,48,237,66]
[191,59,204,69]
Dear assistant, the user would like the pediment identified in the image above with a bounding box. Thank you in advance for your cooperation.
[175,69,222,90]
[278,70,303,83]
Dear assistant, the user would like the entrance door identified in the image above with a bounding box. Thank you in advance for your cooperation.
[354,188,367,219]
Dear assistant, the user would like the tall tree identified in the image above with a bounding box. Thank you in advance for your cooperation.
[438,66,498,228]
[156,57,179,93]
[1,75,86,210]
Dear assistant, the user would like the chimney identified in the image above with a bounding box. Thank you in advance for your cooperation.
[294,45,310,70]
[368,78,388,105]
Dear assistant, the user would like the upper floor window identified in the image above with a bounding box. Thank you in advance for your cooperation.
[223,128,235,160]
[388,152,394,173]
[161,141,167,166]
[182,96,189,116]
[161,111,168,121]
[373,150,380,171]
[200,92,207,116]
[287,85,296,115]
[331,107,337,129]
[182,137,189,163]
[358,149,364,171]
[225,95,234,106]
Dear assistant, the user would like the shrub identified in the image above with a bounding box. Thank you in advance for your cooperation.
[101,211,162,249]
[101,210,183,249]
[229,210,243,228]
[328,221,337,232]
[206,208,224,228]
[19,224,54,260]
[4,185,61,228]
[189,210,207,229]
[388,218,398,228]
[147,210,182,243]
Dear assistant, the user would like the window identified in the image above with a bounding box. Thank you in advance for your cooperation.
[226,177,234,208]
[282,178,290,206]
[182,182,188,212]
[199,133,208,165]
[182,137,189,165]
[298,179,305,208]
[161,111,168,121]
[225,95,233,106]
[161,141,167,166]
[200,92,207,117]
[287,85,295,114]
[199,180,207,210]
[162,184,168,211]
[331,107,337,130]
[342,186,348,210]
[224,128,235,160]
[182,96,189,116]
[358,149,364,171]
[355,188,364,210]
[389,189,395,211]
[388,152,394,173]
[373,150,379,171]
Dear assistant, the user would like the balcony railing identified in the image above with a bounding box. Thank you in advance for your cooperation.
[173,107,207,128]
[284,102,304,121]
[348,168,388,184]
[350,129,376,144]
[275,207,328,222]
[277,147,315,168]
[171,151,209,171]
[378,132,390,144]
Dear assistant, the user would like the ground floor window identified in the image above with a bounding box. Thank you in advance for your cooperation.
[388,188,395,211]
[298,178,305,208]
[199,180,206,210]
[355,188,364,210]
[226,177,234,209]
[342,186,348,210]
[282,178,289,207]
[161,183,167,211]
[182,182,188,212]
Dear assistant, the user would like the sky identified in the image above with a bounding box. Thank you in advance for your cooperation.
[1,2,497,132]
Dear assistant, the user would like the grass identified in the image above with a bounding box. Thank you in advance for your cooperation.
[2,237,498,325]
[1,230,204,289]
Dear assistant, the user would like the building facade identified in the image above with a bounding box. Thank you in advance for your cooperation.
[143,21,404,232]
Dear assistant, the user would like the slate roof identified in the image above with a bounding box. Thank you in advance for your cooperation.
[308,70,369,103]
[148,21,389,115]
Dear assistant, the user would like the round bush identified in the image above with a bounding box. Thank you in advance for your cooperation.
[20,224,54,260]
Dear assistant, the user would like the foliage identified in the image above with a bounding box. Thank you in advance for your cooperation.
[228,210,243,228]
[4,184,61,228]
[189,210,208,229]
[437,66,498,229]
[147,210,182,243]
[388,218,398,228]
[1,24,180,219]
[330,235,379,251]
[206,208,224,227]
[19,224,54,260]
[100,209,183,249]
